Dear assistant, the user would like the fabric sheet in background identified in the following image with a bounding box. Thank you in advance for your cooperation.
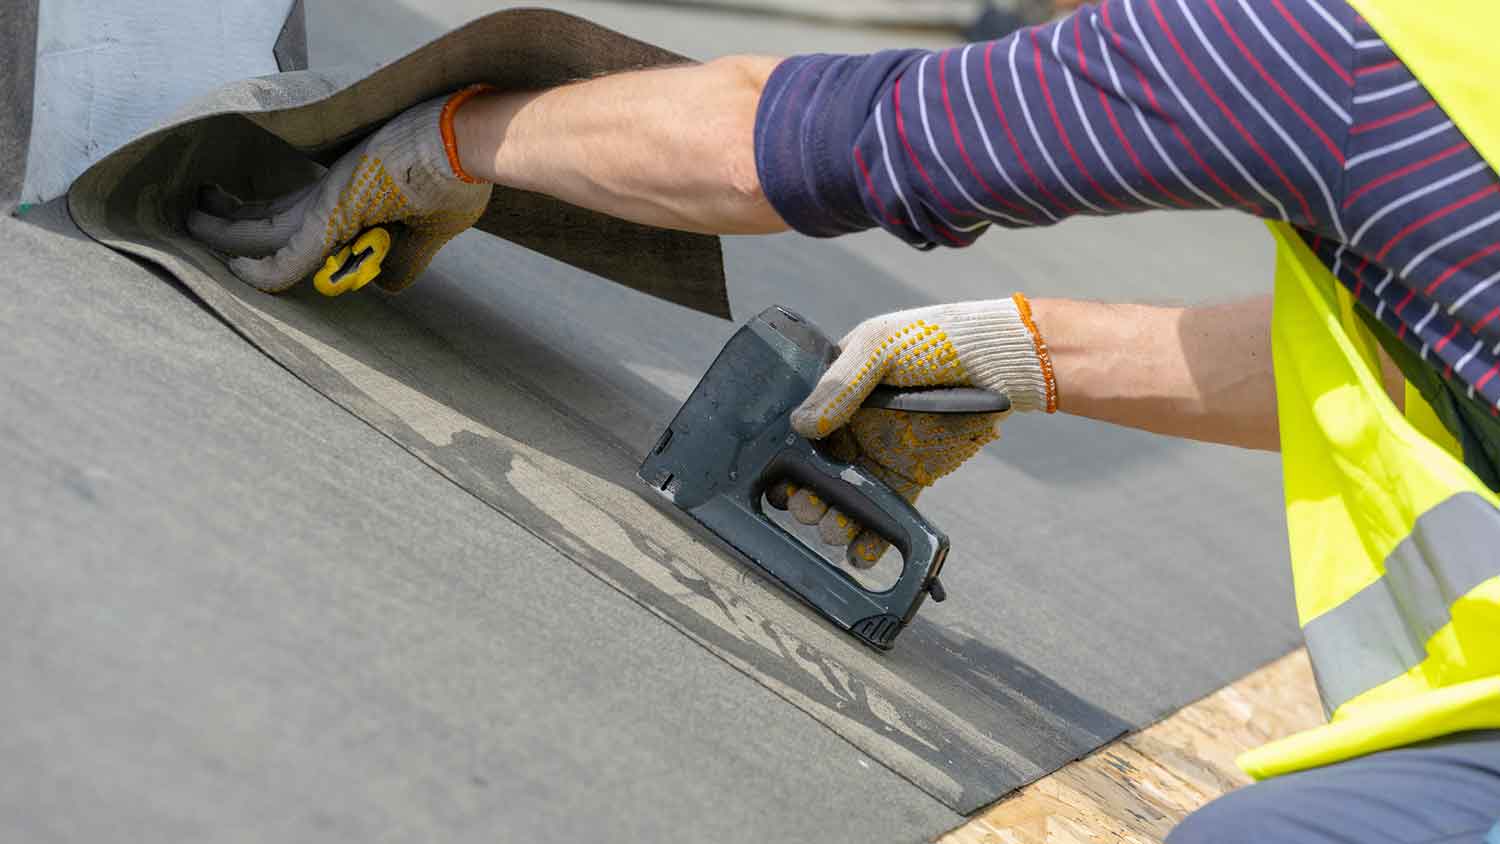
[68,6,1300,813]
[0,0,38,211]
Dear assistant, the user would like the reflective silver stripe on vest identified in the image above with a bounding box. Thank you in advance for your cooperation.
[1303,492,1500,714]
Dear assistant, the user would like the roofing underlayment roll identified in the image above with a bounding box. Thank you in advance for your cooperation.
[63,6,1299,817]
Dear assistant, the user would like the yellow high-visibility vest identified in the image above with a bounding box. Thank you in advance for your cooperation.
[1239,0,1500,779]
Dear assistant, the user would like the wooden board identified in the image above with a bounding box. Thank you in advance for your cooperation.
[937,648,1325,844]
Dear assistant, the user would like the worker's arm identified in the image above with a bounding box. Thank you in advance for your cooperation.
[1034,296,1282,450]
[453,57,788,236]
[781,290,1409,565]
[193,0,1355,288]
[779,294,1292,563]
[793,293,1407,450]
[458,0,1352,247]
[788,295,1286,452]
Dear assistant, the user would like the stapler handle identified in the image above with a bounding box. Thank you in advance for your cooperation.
[765,436,951,648]
[862,386,1011,415]
[768,386,1005,632]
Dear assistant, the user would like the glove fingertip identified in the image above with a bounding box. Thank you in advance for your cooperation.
[226,255,304,293]
[766,481,796,510]
[791,384,865,439]
[197,183,246,218]
[788,488,829,525]
[789,404,830,439]
[845,530,889,570]
[818,507,862,547]
[792,333,890,438]
[185,207,232,246]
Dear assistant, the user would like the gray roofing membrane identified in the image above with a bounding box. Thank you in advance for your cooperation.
[6,3,1302,839]
[0,202,961,843]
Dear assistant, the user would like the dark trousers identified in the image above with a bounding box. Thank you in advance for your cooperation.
[1168,731,1500,844]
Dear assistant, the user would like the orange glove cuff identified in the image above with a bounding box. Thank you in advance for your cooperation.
[440,84,498,184]
[1012,292,1058,413]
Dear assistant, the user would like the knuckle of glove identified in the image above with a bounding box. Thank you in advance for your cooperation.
[847,531,890,569]
[788,487,829,525]
[818,508,861,547]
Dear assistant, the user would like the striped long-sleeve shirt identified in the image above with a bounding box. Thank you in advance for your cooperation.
[754,0,1500,414]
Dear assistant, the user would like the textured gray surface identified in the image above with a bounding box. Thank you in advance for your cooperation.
[0,0,38,210]
[274,0,309,72]
[27,0,1303,831]
[73,128,1136,810]
[0,202,961,843]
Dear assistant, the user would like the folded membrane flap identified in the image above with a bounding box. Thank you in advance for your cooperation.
[68,7,729,319]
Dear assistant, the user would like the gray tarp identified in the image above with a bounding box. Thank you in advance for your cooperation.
[0,0,38,210]
[31,2,1299,834]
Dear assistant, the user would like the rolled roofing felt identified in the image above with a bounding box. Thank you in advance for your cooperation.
[69,8,728,320]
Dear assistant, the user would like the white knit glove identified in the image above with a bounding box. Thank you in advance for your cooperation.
[781,295,1056,567]
[187,86,494,294]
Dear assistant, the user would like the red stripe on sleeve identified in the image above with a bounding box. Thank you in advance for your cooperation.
[1350,101,1437,135]
[1472,305,1500,334]
[936,51,1035,218]
[1375,184,1500,262]
[1356,59,1401,77]
[1433,320,1462,355]
[1074,15,1190,206]
[1475,361,1500,390]
[1031,28,1128,209]
[1344,142,1467,210]
[982,41,1074,215]
[1098,1,1258,211]
[1271,0,1353,85]
[1149,0,1316,223]
[1206,0,1344,165]
[1424,241,1500,296]
[852,146,905,228]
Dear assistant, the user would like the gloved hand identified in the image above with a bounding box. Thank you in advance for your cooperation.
[187,85,495,294]
[780,295,1056,567]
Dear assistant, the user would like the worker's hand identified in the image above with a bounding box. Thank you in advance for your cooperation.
[771,408,1005,566]
[777,296,1056,567]
[187,86,494,294]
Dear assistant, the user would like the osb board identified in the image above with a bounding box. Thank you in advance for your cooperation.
[938,649,1325,844]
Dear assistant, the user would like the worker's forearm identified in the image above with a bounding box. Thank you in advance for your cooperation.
[453,56,788,235]
[1029,297,1406,450]
[1030,297,1282,451]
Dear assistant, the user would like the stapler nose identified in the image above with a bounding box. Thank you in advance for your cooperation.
[929,578,947,603]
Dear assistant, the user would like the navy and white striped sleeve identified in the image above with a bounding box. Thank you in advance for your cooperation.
[754,0,1355,248]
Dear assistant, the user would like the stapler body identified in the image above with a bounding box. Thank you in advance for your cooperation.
[638,306,1007,650]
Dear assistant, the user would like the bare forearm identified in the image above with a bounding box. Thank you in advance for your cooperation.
[1028,296,1405,451]
[453,56,787,235]
[1029,297,1279,450]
